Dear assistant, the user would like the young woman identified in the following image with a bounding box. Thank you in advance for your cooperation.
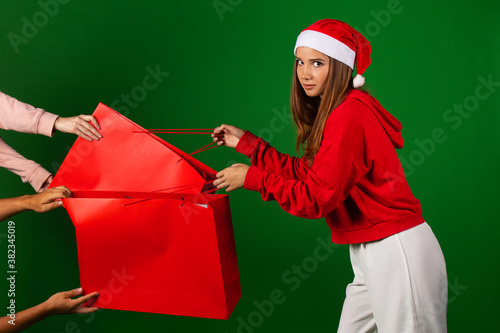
[212,19,447,332]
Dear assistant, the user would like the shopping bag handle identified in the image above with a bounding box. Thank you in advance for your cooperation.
[133,128,218,162]
[122,180,217,207]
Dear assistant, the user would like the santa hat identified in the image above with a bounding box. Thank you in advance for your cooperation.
[294,19,371,88]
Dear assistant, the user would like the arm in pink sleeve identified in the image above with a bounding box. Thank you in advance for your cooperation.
[235,130,310,181]
[0,91,58,137]
[0,137,51,192]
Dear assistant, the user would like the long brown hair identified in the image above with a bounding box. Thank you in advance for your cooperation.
[290,57,353,164]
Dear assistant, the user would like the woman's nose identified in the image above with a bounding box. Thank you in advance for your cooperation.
[301,66,312,79]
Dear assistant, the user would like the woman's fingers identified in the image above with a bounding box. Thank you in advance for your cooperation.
[212,124,243,148]
[79,114,101,130]
[75,305,99,314]
[214,124,232,134]
[212,126,227,146]
[49,186,72,198]
[40,189,68,204]
[41,201,63,211]
[214,170,229,189]
[75,117,102,141]
[216,181,228,189]
[73,292,99,307]
[55,115,103,141]
[213,136,224,143]
[33,186,72,212]
[213,176,226,188]
[75,126,95,141]
[61,287,83,299]
[216,169,225,179]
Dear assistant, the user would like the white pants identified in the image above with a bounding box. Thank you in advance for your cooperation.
[337,222,447,333]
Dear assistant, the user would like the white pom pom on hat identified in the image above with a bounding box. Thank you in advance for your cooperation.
[353,74,365,88]
[294,19,372,88]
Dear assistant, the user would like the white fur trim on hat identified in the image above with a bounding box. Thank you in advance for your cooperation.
[353,74,365,88]
[294,30,356,69]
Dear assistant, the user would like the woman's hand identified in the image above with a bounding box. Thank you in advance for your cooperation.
[0,186,71,222]
[54,115,102,141]
[43,288,99,315]
[214,163,250,192]
[212,124,245,148]
[24,186,72,213]
[0,288,99,333]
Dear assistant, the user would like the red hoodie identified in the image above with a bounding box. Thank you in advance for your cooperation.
[236,89,424,244]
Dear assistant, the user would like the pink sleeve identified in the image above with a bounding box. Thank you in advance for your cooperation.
[241,107,366,219]
[0,91,58,137]
[235,130,310,181]
[0,137,52,192]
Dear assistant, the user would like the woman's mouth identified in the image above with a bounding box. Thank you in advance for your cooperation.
[303,84,315,90]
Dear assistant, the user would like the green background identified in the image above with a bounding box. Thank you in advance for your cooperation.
[0,0,498,332]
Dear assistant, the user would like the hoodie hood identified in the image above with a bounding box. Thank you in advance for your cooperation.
[345,89,404,149]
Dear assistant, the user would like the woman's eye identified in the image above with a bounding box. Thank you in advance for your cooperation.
[297,60,304,65]
[313,61,323,67]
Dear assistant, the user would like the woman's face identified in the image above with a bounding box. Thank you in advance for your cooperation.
[296,47,330,98]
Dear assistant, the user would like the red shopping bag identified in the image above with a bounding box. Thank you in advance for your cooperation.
[50,104,241,319]
[51,103,216,193]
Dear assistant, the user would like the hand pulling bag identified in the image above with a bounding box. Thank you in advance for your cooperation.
[50,104,241,319]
